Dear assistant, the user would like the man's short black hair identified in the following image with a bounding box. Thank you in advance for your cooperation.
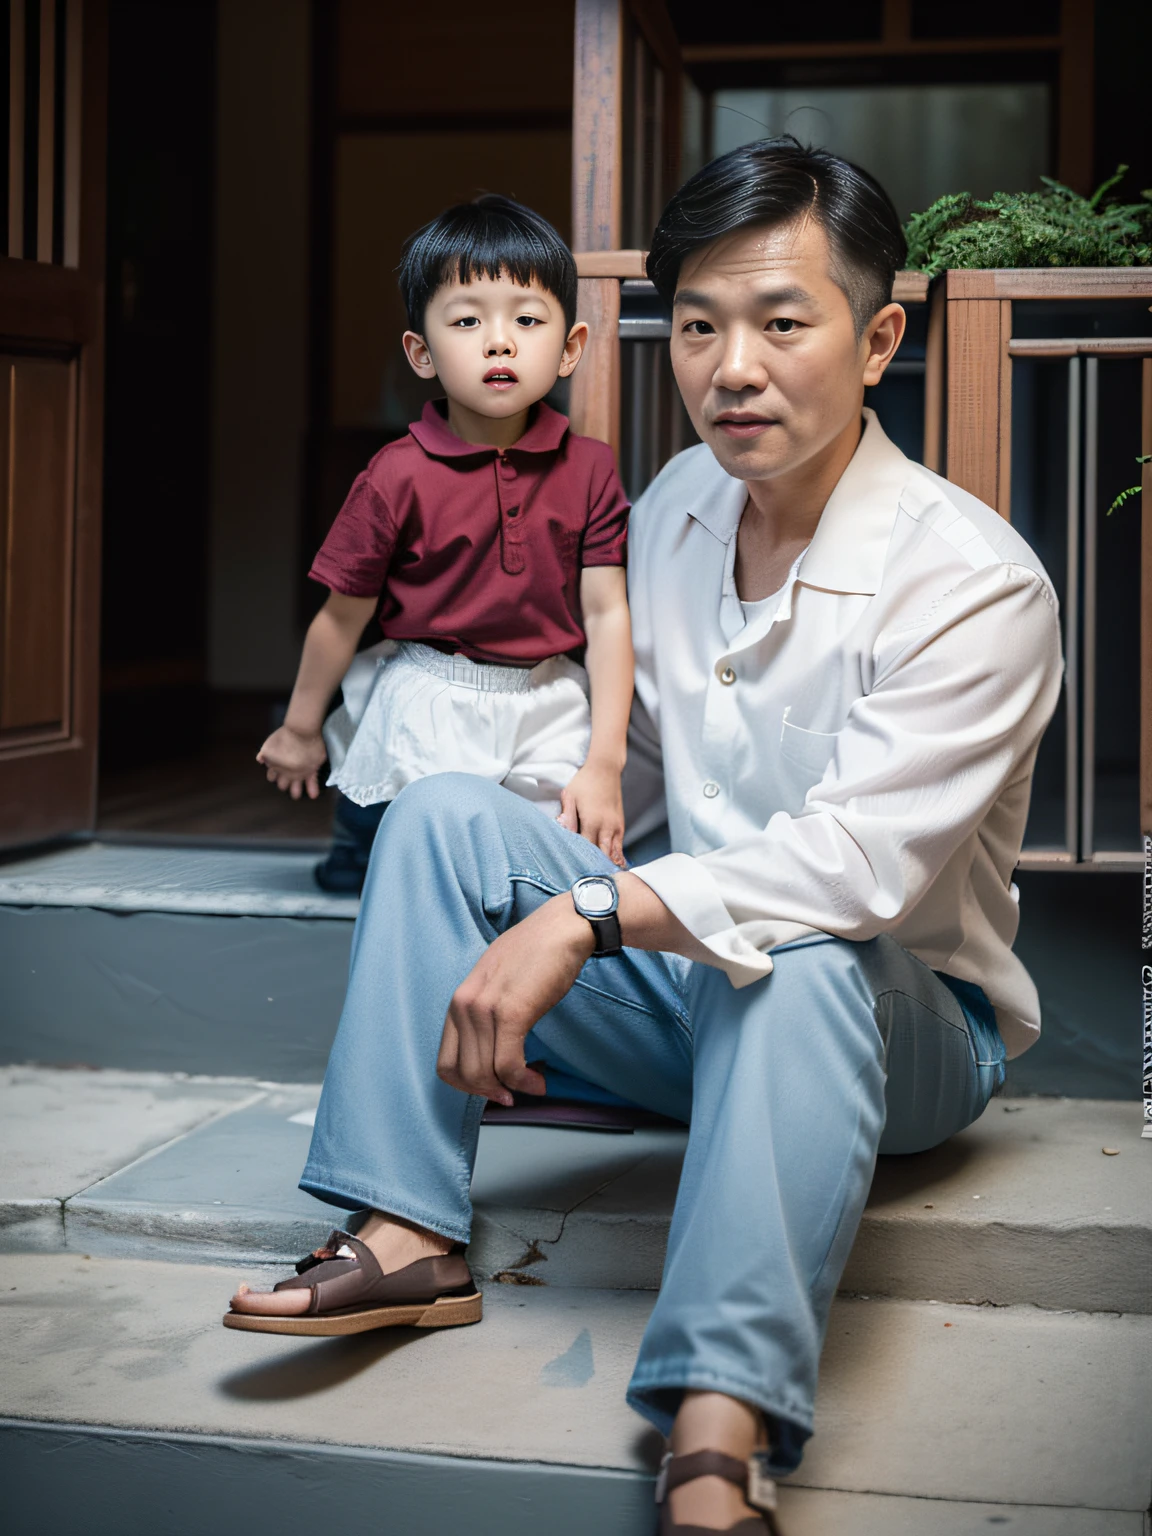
[647,136,907,337]
[398,193,578,334]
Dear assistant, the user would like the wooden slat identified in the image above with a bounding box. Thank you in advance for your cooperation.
[8,0,25,260]
[568,276,620,454]
[946,269,1152,301]
[62,0,83,269]
[681,35,1061,63]
[572,0,624,252]
[0,356,76,734]
[997,299,1013,518]
[1141,358,1151,837]
[37,0,56,263]
[922,279,945,472]
[946,298,1007,513]
[892,271,929,304]
[1008,337,1152,358]
[574,248,648,278]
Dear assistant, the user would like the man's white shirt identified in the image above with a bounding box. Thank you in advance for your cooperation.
[625,409,1063,1057]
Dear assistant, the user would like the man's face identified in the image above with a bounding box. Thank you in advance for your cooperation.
[403,274,583,421]
[669,218,904,483]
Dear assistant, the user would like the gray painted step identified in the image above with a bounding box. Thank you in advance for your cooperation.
[2,1069,1148,1313]
[2,1421,1143,1536]
[0,1252,1148,1527]
[0,844,1144,1099]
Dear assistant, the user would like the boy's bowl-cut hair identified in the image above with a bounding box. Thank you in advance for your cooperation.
[647,136,907,338]
[399,194,579,334]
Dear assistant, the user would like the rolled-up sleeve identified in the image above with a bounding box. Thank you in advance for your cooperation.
[631,564,1063,985]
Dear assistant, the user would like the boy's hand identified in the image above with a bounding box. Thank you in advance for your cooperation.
[257,726,328,800]
[557,760,627,869]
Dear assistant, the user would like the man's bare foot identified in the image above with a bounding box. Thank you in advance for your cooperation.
[667,1390,770,1530]
[227,1212,454,1316]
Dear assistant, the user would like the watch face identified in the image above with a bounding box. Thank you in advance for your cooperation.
[576,877,616,915]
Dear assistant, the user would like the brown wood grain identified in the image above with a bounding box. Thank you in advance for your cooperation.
[946,298,1006,512]
[997,300,1013,519]
[681,36,1061,63]
[572,0,624,252]
[922,279,945,472]
[946,270,1152,301]
[568,276,620,456]
[1141,358,1151,837]
[1008,338,1152,358]
[892,272,929,304]
[575,249,648,279]
[0,356,76,735]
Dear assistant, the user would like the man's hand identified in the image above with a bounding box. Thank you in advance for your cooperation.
[257,725,328,800]
[437,895,595,1106]
[557,760,627,868]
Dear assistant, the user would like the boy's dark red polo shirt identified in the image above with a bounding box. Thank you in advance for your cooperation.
[309,400,630,666]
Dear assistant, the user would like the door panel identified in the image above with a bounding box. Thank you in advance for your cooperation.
[0,354,77,736]
[0,0,105,846]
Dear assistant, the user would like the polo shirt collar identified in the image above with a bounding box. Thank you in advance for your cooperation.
[409,399,570,459]
[686,409,911,597]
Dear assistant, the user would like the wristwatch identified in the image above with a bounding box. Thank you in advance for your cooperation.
[570,875,622,957]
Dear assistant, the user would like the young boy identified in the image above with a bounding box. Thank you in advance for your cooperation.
[257,195,633,887]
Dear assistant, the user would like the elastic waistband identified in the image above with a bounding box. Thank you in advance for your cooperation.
[393,641,553,694]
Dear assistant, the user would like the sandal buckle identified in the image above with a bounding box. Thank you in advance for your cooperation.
[654,1450,672,1505]
[747,1452,777,1513]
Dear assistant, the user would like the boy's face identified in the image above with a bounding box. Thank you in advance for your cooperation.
[403,274,585,423]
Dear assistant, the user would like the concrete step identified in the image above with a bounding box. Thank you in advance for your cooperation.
[2,1067,1148,1314]
[0,841,1144,1099]
[1,1251,1148,1534]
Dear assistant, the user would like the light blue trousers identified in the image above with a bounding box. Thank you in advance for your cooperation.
[302,774,1005,1472]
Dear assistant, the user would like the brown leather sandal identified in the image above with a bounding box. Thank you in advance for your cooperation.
[655,1449,782,1535]
[222,1228,482,1336]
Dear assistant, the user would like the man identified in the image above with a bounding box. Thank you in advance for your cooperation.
[226,139,1061,1534]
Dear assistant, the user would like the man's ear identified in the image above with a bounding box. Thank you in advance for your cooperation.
[860,303,906,388]
[557,320,589,379]
[402,330,437,380]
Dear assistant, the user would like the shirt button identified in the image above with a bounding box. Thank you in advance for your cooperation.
[702,781,720,799]
[719,666,736,685]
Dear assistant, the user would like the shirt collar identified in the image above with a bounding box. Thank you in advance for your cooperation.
[409,398,570,459]
[686,409,911,597]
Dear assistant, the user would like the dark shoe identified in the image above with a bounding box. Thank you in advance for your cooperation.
[655,1449,782,1535]
[222,1229,482,1336]
[313,795,390,893]
[313,844,371,893]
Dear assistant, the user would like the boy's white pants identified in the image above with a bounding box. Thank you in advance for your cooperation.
[323,640,591,816]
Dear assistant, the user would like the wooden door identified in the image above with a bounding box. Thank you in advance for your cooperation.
[0,0,106,846]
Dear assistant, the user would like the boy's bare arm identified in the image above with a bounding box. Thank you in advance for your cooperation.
[558,565,634,866]
[257,591,377,799]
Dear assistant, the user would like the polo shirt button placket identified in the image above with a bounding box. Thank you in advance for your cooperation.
[702,781,720,800]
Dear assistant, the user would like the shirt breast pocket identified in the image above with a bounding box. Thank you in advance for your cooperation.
[778,715,840,783]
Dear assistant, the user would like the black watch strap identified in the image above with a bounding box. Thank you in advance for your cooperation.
[571,875,623,958]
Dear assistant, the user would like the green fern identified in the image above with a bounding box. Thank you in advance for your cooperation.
[1106,456,1150,517]
[904,167,1152,277]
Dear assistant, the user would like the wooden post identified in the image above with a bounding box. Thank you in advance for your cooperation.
[946,290,1012,516]
[570,0,624,448]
